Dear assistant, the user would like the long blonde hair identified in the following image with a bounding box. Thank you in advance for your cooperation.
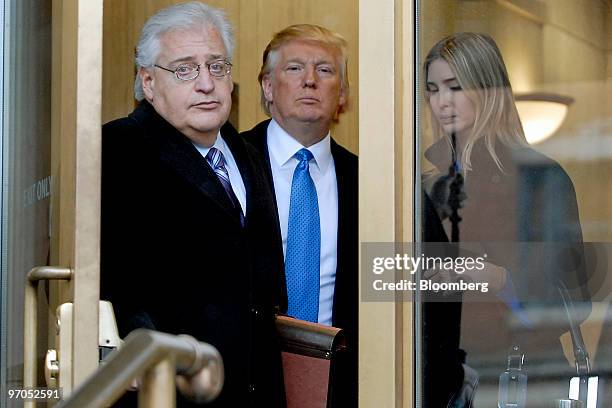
[424,32,527,172]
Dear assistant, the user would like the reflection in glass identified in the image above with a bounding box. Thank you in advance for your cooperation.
[419,27,594,407]
[0,1,52,406]
[514,92,574,145]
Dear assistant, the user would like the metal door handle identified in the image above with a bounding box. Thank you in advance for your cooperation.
[23,266,72,407]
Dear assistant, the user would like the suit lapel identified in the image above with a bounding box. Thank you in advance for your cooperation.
[331,139,346,325]
[258,121,274,181]
[330,138,358,327]
[248,120,275,189]
[332,138,349,247]
[221,123,255,217]
[241,119,280,216]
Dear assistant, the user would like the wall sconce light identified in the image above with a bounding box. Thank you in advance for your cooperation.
[515,92,574,144]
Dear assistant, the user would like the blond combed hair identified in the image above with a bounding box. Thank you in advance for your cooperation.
[424,32,528,172]
[258,24,350,116]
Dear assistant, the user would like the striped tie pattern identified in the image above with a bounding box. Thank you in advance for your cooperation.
[205,147,245,226]
[285,148,320,322]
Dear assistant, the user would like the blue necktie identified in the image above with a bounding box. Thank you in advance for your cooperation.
[285,148,320,322]
[205,147,245,226]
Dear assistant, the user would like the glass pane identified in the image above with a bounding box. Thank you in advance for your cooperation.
[0,0,52,405]
[417,1,611,407]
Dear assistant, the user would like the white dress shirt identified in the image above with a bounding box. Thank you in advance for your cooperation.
[267,119,338,325]
[192,131,247,214]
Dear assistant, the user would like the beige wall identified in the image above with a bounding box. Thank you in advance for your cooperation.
[102,0,358,154]
[608,1,612,78]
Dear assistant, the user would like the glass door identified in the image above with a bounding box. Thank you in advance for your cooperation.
[0,0,102,405]
[416,1,612,406]
[1,1,52,405]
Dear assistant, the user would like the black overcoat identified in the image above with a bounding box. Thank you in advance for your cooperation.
[101,101,286,407]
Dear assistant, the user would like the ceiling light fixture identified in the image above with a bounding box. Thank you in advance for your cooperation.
[515,92,574,144]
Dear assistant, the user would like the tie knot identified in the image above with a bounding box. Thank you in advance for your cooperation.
[206,147,226,169]
[295,148,314,163]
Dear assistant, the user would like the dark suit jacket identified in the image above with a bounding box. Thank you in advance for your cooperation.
[101,102,286,407]
[421,192,465,407]
[241,119,358,407]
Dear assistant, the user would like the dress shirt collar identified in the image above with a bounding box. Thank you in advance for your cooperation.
[191,131,228,159]
[267,119,332,172]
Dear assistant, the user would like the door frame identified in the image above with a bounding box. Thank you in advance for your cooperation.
[358,0,415,406]
[48,0,417,403]
[49,0,103,391]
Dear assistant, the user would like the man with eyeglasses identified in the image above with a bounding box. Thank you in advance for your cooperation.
[242,24,358,406]
[100,3,285,407]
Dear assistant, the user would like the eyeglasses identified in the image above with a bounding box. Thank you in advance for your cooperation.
[154,59,233,81]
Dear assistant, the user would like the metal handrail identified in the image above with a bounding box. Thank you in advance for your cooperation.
[56,329,224,408]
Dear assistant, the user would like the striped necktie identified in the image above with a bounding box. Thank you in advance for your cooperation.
[205,147,245,226]
[285,148,320,322]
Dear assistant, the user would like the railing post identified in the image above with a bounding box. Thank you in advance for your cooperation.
[139,357,176,408]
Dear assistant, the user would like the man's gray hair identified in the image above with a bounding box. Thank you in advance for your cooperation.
[134,1,234,101]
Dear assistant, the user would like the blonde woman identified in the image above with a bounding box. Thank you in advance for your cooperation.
[422,32,588,406]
